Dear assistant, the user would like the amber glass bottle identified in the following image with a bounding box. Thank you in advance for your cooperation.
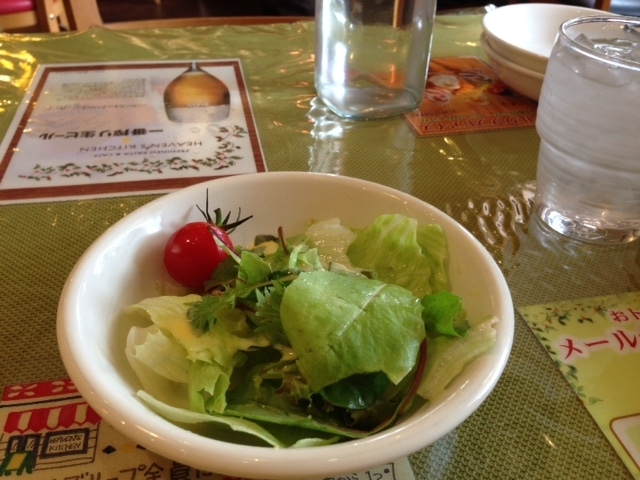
[164,62,230,123]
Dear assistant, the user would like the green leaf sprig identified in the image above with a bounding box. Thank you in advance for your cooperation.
[197,188,253,233]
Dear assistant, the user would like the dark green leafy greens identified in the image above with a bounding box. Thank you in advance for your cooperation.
[124,214,497,448]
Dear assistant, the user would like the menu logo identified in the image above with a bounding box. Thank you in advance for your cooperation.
[0,381,101,475]
[41,428,90,458]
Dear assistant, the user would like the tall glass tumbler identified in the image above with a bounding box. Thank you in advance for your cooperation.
[315,0,437,119]
[535,16,640,243]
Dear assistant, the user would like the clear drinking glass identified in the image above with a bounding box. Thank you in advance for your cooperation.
[315,0,437,120]
[535,16,640,243]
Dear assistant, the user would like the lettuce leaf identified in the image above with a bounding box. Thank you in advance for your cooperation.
[305,217,357,269]
[125,326,189,409]
[125,295,270,420]
[319,371,389,409]
[188,360,230,414]
[417,316,497,401]
[237,250,272,285]
[346,214,448,297]
[137,390,340,448]
[280,270,425,392]
[127,326,190,383]
[421,291,468,337]
[416,223,449,293]
[224,369,371,439]
[124,295,268,366]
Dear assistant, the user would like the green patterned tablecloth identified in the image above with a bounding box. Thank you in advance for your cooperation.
[0,14,638,479]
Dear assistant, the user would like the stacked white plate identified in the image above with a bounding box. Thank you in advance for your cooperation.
[481,3,609,101]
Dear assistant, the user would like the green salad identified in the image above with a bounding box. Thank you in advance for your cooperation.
[123,213,497,448]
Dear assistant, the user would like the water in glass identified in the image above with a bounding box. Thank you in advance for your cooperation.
[535,17,640,243]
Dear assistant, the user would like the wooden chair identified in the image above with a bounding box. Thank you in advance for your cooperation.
[595,0,612,10]
[0,0,68,32]
[61,0,309,31]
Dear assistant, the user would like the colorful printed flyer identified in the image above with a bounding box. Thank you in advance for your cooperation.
[0,60,266,204]
[518,291,640,478]
[405,57,537,137]
[0,379,415,480]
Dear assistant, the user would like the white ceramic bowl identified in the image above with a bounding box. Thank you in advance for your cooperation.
[57,172,514,480]
[482,3,608,73]
[481,33,544,101]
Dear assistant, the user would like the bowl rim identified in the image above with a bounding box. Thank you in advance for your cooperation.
[481,33,545,80]
[481,3,608,66]
[57,172,514,479]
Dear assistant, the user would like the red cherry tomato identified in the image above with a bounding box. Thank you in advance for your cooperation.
[163,222,233,290]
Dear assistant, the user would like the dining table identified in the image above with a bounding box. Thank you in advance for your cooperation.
[0,9,638,480]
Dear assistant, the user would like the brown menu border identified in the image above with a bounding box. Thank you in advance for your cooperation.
[0,60,266,203]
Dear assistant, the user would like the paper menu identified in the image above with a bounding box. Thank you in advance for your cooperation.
[0,60,266,205]
[518,291,640,478]
[0,379,414,480]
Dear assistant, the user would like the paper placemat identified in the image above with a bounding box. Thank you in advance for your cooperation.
[0,379,414,480]
[0,60,266,205]
[405,57,537,137]
[518,291,640,479]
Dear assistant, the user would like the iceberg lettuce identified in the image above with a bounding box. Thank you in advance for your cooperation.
[418,316,497,401]
[347,214,448,297]
[124,294,269,366]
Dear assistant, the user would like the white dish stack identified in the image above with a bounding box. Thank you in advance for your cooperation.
[480,3,610,101]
